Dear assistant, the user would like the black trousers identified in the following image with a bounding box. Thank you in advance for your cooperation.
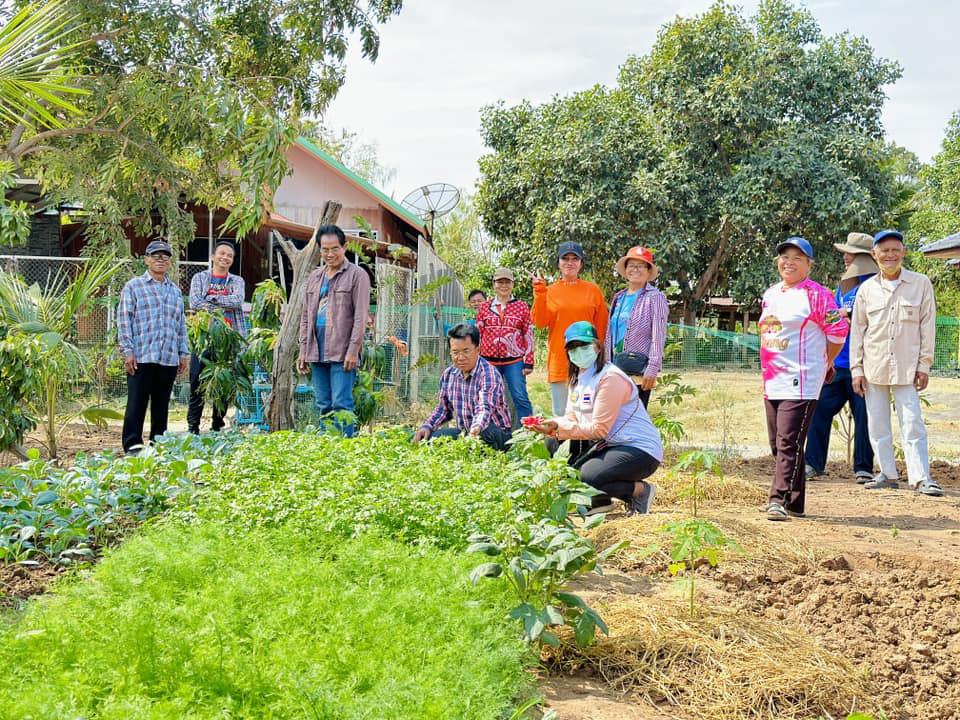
[122,363,179,452]
[804,367,874,475]
[639,387,651,408]
[764,398,817,514]
[547,438,660,503]
[187,352,226,433]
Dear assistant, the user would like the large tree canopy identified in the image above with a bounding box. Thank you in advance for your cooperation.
[903,111,960,314]
[477,0,901,317]
[2,0,403,252]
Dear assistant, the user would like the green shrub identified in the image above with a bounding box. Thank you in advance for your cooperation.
[184,430,517,548]
[0,525,529,720]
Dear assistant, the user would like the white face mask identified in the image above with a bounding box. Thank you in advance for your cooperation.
[568,345,598,369]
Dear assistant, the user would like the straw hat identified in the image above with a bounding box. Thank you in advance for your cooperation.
[833,232,873,255]
[616,246,659,282]
[840,253,879,281]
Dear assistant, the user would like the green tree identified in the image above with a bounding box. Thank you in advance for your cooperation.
[1,0,403,253]
[477,0,901,319]
[905,111,960,314]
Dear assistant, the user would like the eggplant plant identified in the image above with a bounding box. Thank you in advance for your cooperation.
[469,430,628,648]
[660,449,740,617]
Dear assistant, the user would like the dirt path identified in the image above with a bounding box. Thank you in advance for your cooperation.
[543,455,960,720]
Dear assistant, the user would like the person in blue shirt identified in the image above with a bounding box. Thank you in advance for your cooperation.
[805,232,878,482]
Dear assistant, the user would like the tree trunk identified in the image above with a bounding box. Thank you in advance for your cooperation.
[265,201,342,431]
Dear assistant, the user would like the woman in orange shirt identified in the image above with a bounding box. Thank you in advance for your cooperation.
[532,241,608,414]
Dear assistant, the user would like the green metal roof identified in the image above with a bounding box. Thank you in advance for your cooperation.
[295,136,426,233]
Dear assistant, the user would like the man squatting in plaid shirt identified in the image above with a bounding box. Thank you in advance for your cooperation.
[413,323,513,451]
[116,239,189,454]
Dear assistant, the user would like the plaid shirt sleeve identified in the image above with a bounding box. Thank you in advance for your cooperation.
[422,367,454,431]
[117,280,135,356]
[645,292,669,377]
[469,362,497,433]
[177,293,189,356]
[189,272,213,311]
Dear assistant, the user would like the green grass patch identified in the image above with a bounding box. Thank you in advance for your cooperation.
[185,430,518,548]
[0,523,529,720]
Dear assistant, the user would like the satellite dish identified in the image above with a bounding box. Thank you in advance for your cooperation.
[401,183,460,234]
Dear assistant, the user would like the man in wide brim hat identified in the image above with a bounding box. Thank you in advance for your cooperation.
[804,231,878,485]
[834,232,879,293]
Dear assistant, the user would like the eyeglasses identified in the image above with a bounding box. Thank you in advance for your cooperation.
[450,348,476,358]
[320,246,344,254]
[148,254,172,261]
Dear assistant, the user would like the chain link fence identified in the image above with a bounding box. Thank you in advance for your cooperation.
[663,319,960,376]
[0,255,209,404]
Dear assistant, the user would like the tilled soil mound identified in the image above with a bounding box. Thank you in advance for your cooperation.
[719,553,960,720]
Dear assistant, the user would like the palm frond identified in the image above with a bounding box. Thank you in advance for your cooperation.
[0,0,90,129]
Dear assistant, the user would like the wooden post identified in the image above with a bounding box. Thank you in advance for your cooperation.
[265,201,342,431]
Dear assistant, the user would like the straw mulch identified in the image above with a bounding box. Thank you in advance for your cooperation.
[652,466,768,508]
[544,597,880,720]
[586,511,822,577]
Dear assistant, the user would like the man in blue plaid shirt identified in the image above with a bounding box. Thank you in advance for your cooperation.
[117,239,189,453]
[413,323,512,451]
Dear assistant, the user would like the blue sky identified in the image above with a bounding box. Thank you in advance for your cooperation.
[324,0,960,199]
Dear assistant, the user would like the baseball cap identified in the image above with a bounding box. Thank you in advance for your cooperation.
[145,239,173,256]
[492,267,515,281]
[776,236,814,259]
[563,321,599,346]
[873,229,904,246]
[557,241,585,261]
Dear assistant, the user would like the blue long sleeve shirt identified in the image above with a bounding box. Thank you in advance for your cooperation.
[117,272,189,365]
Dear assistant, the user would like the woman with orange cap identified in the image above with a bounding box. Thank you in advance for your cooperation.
[605,246,669,408]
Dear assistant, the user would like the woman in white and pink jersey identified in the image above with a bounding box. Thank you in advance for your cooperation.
[759,237,848,521]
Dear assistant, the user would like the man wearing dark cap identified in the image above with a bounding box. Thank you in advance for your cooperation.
[804,232,878,483]
[117,239,189,453]
[187,240,247,434]
[850,230,941,496]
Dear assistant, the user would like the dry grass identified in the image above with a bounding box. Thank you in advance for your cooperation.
[586,510,821,577]
[667,371,960,461]
[545,596,879,720]
[651,465,768,508]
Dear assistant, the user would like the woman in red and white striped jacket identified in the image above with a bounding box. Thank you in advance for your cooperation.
[475,267,535,420]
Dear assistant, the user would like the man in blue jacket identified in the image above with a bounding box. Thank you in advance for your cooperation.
[805,232,878,482]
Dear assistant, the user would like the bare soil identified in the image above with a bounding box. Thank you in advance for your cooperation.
[0,423,124,468]
[545,455,960,720]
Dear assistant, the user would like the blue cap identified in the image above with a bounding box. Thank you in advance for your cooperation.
[558,241,585,261]
[776,236,814,259]
[563,321,599,346]
[873,229,904,246]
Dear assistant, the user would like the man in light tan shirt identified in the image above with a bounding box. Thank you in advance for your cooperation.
[850,229,941,496]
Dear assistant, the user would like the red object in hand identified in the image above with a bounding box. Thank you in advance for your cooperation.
[521,414,545,428]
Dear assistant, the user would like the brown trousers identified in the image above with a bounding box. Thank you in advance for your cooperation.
[764,398,818,514]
